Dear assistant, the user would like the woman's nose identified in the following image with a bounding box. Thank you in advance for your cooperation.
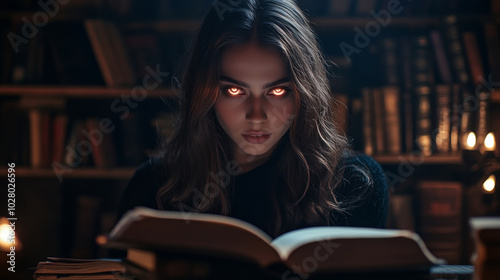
[245,96,267,124]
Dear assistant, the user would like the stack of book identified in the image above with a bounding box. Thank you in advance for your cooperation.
[33,257,132,279]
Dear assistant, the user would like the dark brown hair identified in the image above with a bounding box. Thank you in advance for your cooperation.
[156,0,350,237]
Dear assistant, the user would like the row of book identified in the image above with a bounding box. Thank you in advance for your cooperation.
[350,18,500,156]
[0,97,176,168]
[299,0,496,17]
[1,19,189,86]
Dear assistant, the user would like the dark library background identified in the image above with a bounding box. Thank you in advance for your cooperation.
[0,0,499,279]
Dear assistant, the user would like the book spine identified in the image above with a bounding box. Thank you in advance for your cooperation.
[476,91,490,150]
[399,37,414,153]
[430,30,453,84]
[361,87,374,156]
[41,111,51,168]
[463,31,485,87]
[414,86,433,156]
[412,35,434,156]
[381,38,399,85]
[52,113,69,164]
[435,84,451,153]
[443,16,474,137]
[84,20,116,87]
[382,85,402,154]
[29,109,43,168]
[450,84,461,153]
[372,87,385,154]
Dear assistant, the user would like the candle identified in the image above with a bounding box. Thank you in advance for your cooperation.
[483,174,496,193]
[465,132,476,150]
[484,132,496,152]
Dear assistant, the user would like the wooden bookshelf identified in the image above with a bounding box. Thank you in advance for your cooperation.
[0,167,135,179]
[0,85,178,98]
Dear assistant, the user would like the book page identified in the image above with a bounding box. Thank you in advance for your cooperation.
[271,226,445,272]
[107,207,282,267]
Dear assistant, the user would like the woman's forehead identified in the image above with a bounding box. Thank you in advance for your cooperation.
[220,43,287,82]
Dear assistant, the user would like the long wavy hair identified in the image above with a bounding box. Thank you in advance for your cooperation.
[156,0,351,237]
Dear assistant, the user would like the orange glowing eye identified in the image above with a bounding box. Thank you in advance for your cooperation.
[227,87,241,95]
[271,88,286,96]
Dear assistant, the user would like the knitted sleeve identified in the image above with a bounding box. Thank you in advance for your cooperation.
[330,153,389,228]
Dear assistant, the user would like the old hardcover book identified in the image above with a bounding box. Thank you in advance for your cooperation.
[101,207,445,278]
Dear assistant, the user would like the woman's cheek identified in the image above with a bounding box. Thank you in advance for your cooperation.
[267,98,296,128]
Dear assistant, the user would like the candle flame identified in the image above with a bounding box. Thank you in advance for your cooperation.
[483,175,496,193]
[466,132,476,148]
[484,132,496,151]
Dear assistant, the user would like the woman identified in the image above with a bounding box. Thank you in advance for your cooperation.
[118,0,388,238]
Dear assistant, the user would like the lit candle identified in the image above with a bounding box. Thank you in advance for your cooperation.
[465,132,476,150]
[484,132,496,152]
[483,174,496,193]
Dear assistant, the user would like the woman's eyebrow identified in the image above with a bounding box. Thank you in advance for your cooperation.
[219,76,290,89]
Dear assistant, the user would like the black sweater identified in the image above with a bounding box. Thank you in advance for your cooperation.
[117,151,389,237]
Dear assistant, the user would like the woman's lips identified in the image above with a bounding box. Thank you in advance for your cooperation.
[242,132,271,144]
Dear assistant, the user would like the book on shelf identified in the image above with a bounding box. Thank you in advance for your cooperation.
[435,84,451,153]
[382,85,402,154]
[371,87,385,155]
[84,19,136,87]
[100,207,445,278]
[398,36,414,153]
[85,118,118,169]
[417,181,463,264]
[361,87,374,156]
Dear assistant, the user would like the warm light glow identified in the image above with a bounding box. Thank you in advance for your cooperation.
[0,219,13,251]
[466,132,476,149]
[0,217,21,251]
[484,132,496,151]
[483,175,496,193]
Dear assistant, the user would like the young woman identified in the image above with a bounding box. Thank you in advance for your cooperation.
[118,0,388,238]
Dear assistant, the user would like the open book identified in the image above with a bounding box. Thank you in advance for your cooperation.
[102,207,445,275]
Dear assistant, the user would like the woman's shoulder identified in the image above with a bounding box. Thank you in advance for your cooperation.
[339,152,386,187]
[331,151,389,228]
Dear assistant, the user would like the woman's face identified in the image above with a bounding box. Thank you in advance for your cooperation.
[215,43,296,166]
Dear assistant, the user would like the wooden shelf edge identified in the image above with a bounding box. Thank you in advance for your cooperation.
[0,85,178,98]
[1,167,136,179]
[373,154,463,165]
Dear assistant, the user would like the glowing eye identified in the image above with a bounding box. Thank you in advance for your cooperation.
[227,87,241,95]
[271,88,286,96]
